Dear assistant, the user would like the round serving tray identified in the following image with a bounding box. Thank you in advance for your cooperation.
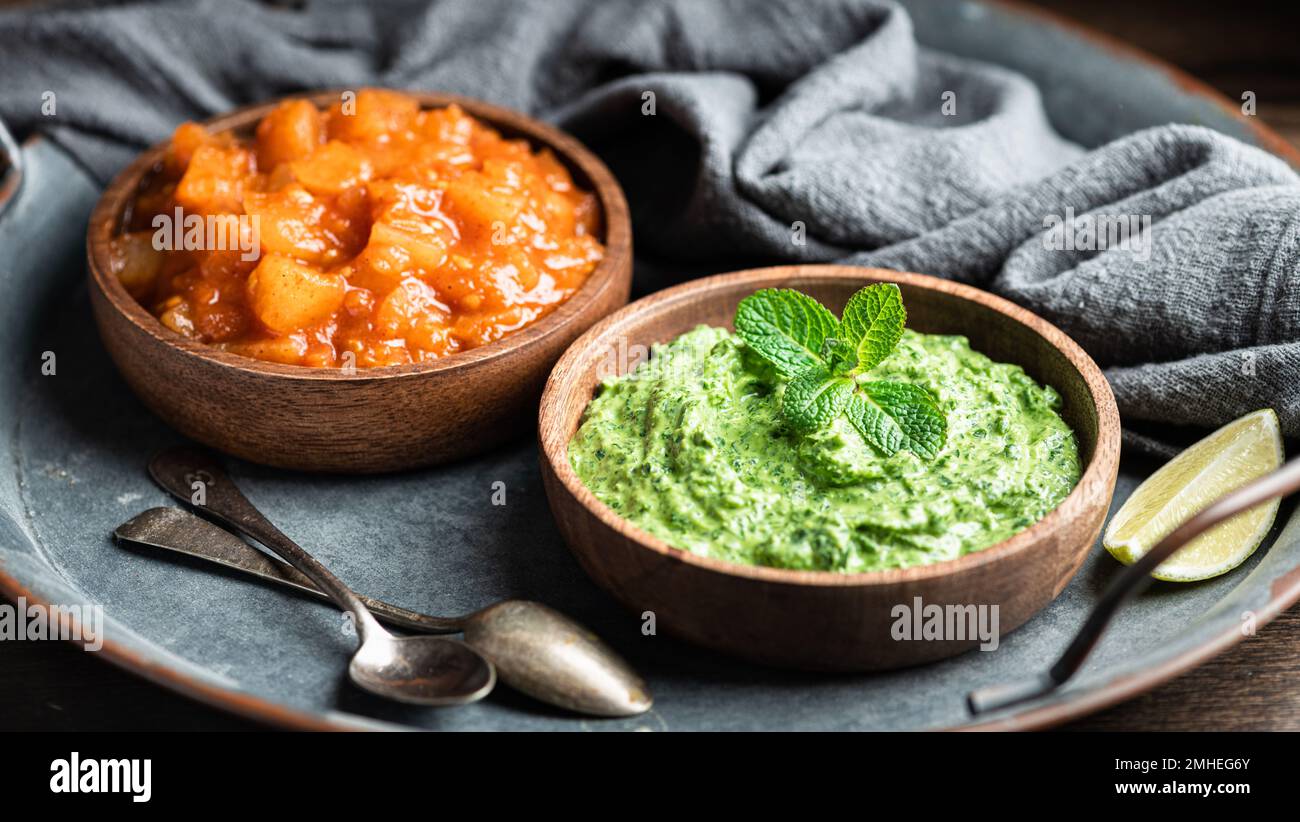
[1,0,1297,730]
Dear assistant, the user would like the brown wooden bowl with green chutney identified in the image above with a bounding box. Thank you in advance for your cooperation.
[539,265,1120,671]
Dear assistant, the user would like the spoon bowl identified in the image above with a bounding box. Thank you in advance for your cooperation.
[147,447,497,706]
[464,601,653,716]
[350,635,495,706]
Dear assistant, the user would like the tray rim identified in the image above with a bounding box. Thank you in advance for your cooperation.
[3,0,1299,731]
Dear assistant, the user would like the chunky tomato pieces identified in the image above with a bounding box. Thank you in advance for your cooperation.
[112,89,604,367]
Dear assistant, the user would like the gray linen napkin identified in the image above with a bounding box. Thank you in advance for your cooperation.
[2,0,1295,452]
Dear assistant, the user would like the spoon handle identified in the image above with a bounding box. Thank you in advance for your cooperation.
[149,447,387,642]
[115,507,464,634]
[969,456,1300,716]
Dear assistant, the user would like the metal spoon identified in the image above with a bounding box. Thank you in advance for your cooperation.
[147,448,495,707]
[145,448,653,717]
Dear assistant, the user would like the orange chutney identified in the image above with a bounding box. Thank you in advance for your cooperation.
[111,89,605,367]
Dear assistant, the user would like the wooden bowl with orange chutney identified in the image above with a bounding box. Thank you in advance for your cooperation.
[87,89,631,472]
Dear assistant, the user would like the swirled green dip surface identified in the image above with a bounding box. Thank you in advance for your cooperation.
[569,326,1081,573]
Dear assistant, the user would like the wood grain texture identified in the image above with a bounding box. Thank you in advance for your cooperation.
[85,91,633,473]
[1067,607,1300,731]
[1012,0,1300,166]
[538,265,1122,671]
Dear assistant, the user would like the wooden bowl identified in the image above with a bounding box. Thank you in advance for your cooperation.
[87,91,632,473]
[539,265,1121,671]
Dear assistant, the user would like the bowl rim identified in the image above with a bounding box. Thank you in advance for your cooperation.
[539,264,1122,588]
[85,89,632,382]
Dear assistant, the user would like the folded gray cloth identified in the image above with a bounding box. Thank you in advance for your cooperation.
[2,0,1296,453]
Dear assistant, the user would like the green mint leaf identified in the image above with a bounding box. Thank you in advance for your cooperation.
[735,288,840,378]
[782,367,855,432]
[820,337,858,376]
[844,381,947,460]
[839,283,905,373]
[734,283,947,453]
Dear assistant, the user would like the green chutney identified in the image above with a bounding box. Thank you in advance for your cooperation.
[569,326,1081,573]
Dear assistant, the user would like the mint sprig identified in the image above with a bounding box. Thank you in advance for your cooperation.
[734,284,947,460]
[783,366,854,432]
[733,288,839,378]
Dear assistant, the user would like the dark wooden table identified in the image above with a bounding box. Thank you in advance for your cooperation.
[3,0,1299,732]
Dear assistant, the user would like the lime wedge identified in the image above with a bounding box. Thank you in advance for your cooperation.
[1104,409,1284,582]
